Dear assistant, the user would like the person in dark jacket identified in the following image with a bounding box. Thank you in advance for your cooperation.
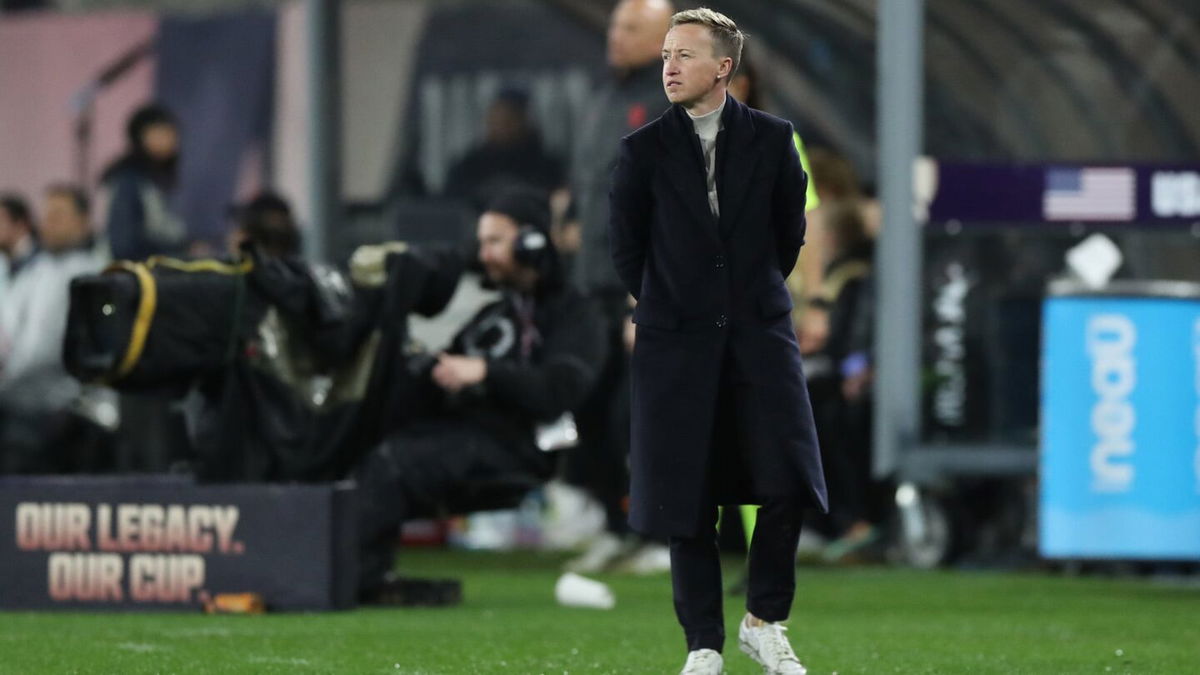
[442,88,565,211]
[804,201,878,561]
[101,103,188,261]
[608,9,825,675]
[226,191,302,258]
[561,0,676,577]
[356,188,606,602]
[100,104,191,472]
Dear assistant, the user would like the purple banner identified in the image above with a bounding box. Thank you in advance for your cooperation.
[156,12,276,244]
[925,162,1200,226]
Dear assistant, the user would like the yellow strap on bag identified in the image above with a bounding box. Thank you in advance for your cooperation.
[103,261,158,381]
[145,255,253,276]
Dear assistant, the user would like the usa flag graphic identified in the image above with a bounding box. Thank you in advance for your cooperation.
[1043,167,1136,221]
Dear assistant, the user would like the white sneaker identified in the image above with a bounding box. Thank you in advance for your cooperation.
[680,648,724,675]
[613,542,672,575]
[563,533,629,573]
[737,614,807,674]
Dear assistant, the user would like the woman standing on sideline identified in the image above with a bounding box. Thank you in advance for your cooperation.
[609,9,826,674]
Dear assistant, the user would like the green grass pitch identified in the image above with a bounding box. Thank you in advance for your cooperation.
[1,549,1197,673]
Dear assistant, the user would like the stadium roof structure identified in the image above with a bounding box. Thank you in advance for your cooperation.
[554,0,1199,177]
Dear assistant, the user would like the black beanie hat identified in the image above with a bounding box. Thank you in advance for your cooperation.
[127,103,178,148]
[485,187,551,233]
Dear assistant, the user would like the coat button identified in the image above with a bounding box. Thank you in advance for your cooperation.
[714,255,725,269]
[716,314,727,327]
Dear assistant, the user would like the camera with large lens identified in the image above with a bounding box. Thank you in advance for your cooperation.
[63,244,463,481]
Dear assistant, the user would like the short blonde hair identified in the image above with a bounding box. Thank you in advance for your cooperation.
[670,7,745,77]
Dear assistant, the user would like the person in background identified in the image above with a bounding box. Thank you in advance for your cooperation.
[101,104,196,470]
[442,88,565,211]
[0,193,37,296]
[101,103,188,261]
[791,148,868,354]
[804,201,878,562]
[559,0,676,578]
[355,188,606,603]
[226,191,302,258]
[0,184,108,473]
[101,104,191,471]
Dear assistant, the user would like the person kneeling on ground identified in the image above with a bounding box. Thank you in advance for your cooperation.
[355,188,606,604]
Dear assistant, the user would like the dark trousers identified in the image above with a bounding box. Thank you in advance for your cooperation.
[355,420,547,593]
[669,498,805,653]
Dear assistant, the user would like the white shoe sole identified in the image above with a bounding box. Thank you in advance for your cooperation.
[737,637,807,675]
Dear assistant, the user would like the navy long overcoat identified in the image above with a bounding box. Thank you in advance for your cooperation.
[608,95,828,537]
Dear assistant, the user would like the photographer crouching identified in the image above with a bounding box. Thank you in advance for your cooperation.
[356,188,606,604]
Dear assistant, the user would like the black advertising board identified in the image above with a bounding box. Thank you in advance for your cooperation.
[0,476,357,611]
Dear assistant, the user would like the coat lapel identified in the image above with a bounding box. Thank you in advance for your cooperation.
[658,106,720,240]
[716,96,759,240]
